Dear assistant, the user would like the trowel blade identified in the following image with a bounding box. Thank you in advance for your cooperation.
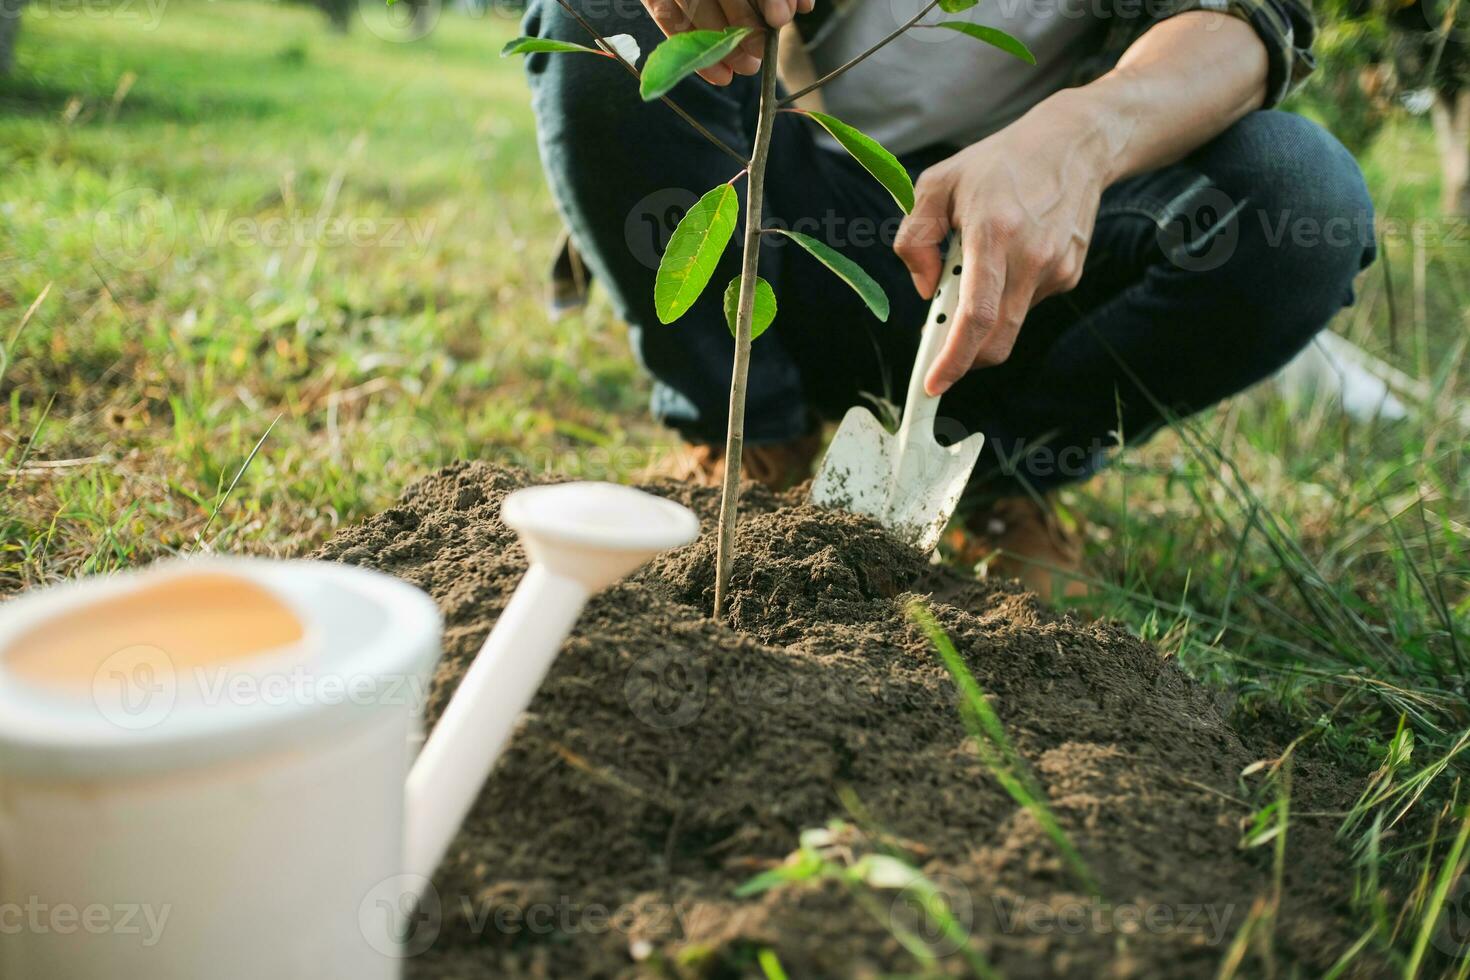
[880,432,986,553]
[809,406,895,522]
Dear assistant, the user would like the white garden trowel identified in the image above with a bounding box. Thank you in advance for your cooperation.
[810,238,985,552]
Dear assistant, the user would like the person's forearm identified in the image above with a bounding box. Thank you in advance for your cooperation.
[1040,12,1270,186]
[896,11,1273,387]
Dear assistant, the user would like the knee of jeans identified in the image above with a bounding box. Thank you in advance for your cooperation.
[1213,112,1377,312]
[522,0,656,53]
[522,0,662,143]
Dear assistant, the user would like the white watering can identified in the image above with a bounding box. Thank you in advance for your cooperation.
[0,482,699,978]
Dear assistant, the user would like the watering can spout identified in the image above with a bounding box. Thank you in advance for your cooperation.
[402,483,699,887]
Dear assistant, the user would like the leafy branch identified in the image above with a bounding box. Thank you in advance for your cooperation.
[777,0,1031,108]
[780,0,947,106]
[508,0,747,165]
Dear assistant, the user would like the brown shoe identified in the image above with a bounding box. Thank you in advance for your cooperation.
[645,433,822,493]
[546,230,592,320]
[947,494,1091,601]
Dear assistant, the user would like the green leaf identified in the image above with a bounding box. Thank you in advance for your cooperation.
[500,37,604,57]
[733,848,825,897]
[770,229,889,321]
[803,111,914,213]
[1241,800,1284,848]
[654,184,739,323]
[937,0,978,9]
[639,27,753,101]
[930,22,1036,64]
[756,949,790,980]
[723,276,777,340]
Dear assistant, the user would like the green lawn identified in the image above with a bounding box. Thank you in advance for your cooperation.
[1,0,657,588]
[2,0,1468,972]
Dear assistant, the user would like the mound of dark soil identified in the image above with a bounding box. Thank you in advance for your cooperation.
[316,462,1369,978]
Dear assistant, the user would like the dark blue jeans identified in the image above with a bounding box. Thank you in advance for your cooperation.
[522,0,1377,494]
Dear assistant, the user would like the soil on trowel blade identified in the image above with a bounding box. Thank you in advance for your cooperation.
[315,462,1370,979]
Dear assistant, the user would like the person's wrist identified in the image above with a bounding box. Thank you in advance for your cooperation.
[1032,84,1135,188]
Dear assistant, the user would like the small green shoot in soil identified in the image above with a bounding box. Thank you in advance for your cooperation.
[908,599,1101,897]
[1230,756,1293,974]
[755,947,788,980]
[735,819,998,979]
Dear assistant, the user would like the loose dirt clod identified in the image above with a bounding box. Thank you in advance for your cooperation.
[316,462,1370,979]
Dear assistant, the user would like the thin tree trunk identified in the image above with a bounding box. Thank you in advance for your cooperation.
[0,0,27,77]
[1431,89,1470,217]
[713,28,779,620]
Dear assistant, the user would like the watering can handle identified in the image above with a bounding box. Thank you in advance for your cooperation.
[896,236,966,452]
[399,483,700,891]
[402,564,590,885]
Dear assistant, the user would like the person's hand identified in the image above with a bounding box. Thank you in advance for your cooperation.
[893,94,1111,396]
[642,0,813,85]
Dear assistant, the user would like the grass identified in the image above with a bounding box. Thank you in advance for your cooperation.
[2,0,1468,973]
[1,0,661,592]
[910,599,1100,898]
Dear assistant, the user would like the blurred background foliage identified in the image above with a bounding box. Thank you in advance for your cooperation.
[1302,0,1469,212]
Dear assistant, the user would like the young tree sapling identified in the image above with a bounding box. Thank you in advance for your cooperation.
[501,0,1034,617]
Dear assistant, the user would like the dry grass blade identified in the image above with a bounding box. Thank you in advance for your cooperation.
[194,413,282,548]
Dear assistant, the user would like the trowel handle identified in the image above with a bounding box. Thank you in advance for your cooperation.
[897,236,966,449]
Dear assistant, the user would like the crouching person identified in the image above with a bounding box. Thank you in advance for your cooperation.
[519,0,1376,598]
